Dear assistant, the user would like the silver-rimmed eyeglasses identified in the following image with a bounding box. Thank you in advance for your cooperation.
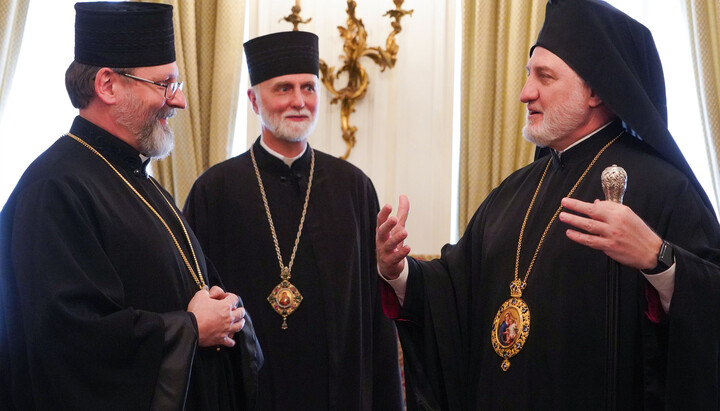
[118,72,184,100]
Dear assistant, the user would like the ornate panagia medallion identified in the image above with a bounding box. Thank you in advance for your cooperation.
[267,268,303,330]
[491,280,531,371]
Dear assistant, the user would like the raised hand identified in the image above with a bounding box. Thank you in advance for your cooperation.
[376,195,412,280]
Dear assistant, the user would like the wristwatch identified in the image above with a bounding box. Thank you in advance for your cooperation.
[645,240,674,275]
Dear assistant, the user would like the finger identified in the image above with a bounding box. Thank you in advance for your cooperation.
[230,318,246,333]
[380,223,407,255]
[208,285,225,299]
[376,215,398,243]
[188,289,210,311]
[561,209,614,238]
[560,197,593,215]
[377,204,393,228]
[562,197,617,223]
[396,243,412,261]
[564,228,608,251]
[397,195,410,227]
[221,294,238,309]
[195,288,210,298]
[233,307,246,323]
[559,211,593,233]
[383,231,411,260]
[387,227,408,252]
[224,292,240,308]
[222,335,236,348]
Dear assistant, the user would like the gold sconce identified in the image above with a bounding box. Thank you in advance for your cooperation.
[284,1,413,159]
[282,1,312,30]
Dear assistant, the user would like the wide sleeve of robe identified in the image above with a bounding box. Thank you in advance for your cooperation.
[387,197,487,411]
[654,178,720,407]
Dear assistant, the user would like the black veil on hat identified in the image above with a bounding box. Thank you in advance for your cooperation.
[244,31,319,86]
[531,0,713,210]
[74,1,175,68]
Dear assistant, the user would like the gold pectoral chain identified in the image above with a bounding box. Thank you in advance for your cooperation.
[491,133,621,371]
[251,146,315,330]
[66,133,207,290]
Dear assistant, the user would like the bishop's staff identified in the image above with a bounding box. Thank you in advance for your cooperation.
[601,164,627,411]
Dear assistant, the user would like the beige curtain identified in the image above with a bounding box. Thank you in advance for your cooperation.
[685,0,720,209]
[139,0,246,204]
[458,0,545,231]
[0,0,29,118]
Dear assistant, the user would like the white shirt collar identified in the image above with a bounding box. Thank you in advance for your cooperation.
[259,137,307,167]
[556,121,614,156]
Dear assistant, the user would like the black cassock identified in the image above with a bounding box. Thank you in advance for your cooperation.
[0,116,262,410]
[386,121,720,410]
[184,139,404,410]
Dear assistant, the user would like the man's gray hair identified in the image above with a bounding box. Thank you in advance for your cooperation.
[65,61,134,109]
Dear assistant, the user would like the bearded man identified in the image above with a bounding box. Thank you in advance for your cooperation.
[377,0,720,409]
[0,2,261,410]
[183,31,404,410]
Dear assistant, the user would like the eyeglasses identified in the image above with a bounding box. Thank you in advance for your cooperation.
[118,72,184,100]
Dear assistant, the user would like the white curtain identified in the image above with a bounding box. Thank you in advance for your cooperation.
[0,0,29,118]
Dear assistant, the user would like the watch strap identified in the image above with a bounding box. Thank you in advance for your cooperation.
[645,240,674,275]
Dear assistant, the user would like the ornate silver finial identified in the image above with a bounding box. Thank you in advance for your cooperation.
[601,164,627,204]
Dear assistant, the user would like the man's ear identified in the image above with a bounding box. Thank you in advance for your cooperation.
[588,88,604,108]
[94,67,120,105]
[247,88,260,115]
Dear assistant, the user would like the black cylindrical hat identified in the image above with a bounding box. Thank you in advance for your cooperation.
[74,1,175,68]
[244,31,319,86]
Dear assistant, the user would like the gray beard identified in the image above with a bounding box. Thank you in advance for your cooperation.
[521,84,589,148]
[115,94,176,159]
[137,116,175,159]
[258,107,317,142]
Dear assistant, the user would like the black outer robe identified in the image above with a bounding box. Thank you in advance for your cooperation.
[388,122,720,410]
[183,138,404,410]
[0,116,262,410]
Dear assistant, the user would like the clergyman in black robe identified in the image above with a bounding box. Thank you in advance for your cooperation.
[183,31,404,410]
[376,1,720,409]
[0,3,261,410]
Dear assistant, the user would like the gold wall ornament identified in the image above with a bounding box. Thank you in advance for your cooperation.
[282,2,312,31]
[285,0,413,159]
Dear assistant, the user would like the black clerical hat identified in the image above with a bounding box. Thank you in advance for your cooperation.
[531,0,711,210]
[74,2,175,68]
[244,31,319,86]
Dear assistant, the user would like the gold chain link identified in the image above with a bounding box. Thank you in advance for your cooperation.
[514,132,622,285]
[66,133,207,290]
[250,146,315,277]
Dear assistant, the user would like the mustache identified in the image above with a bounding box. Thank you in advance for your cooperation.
[157,107,176,120]
[526,105,541,114]
[282,108,312,118]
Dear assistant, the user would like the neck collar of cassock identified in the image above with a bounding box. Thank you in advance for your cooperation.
[548,120,625,171]
[70,116,150,175]
[251,136,313,176]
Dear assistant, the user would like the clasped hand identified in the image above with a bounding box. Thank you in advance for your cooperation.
[187,285,245,348]
[559,197,662,270]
